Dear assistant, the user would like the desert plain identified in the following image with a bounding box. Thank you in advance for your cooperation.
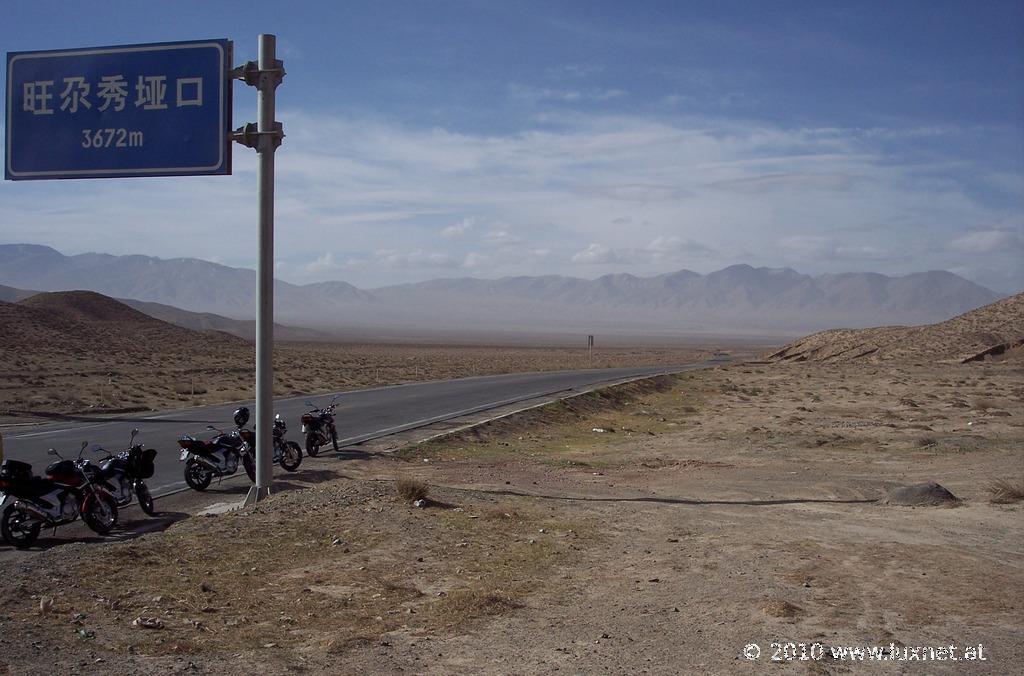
[0,349,1021,673]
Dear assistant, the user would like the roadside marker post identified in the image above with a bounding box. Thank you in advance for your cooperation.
[6,34,284,504]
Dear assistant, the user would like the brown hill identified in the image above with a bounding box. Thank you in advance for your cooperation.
[1,290,250,357]
[767,292,1024,364]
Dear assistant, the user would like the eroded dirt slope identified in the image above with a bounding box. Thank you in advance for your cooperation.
[767,291,1024,364]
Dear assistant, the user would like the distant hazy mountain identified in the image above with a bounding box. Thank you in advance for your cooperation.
[0,243,1004,337]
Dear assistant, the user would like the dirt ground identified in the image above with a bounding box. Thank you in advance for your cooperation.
[0,341,715,420]
[1,360,1021,674]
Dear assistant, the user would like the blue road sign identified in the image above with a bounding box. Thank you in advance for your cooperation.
[5,39,231,180]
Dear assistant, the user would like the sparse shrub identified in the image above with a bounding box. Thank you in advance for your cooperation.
[395,478,429,502]
[916,436,938,448]
[988,478,1024,504]
[973,397,999,411]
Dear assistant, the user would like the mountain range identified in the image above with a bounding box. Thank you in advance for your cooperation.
[0,243,1005,338]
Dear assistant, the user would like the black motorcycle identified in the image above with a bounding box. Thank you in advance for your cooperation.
[301,396,340,457]
[178,407,256,491]
[80,428,158,516]
[236,413,303,472]
[0,443,119,548]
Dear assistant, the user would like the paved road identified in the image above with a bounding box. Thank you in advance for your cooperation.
[2,361,723,497]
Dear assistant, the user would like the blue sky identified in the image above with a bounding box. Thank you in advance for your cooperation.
[2,0,1022,292]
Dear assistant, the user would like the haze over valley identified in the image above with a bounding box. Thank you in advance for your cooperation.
[0,243,1004,340]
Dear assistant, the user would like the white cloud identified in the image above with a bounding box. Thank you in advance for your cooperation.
[482,229,521,245]
[947,229,1023,254]
[2,107,1021,289]
[644,236,712,256]
[441,217,476,238]
[305,252,339,273]
[462,252,490,269]
[571,243,623,265]
[507,84,626,103]
[374,249,457,269]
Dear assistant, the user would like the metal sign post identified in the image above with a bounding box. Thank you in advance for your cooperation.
[233,35,284,506]
[6,34,283,505]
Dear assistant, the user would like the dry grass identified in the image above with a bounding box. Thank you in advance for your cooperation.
[988,478,1024,504]
[762,599,803,619]
[973,397,1001,412]
[395,477,430,502]
[403,373,705,469]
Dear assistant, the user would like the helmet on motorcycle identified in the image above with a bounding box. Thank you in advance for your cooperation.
[233,407,250,427]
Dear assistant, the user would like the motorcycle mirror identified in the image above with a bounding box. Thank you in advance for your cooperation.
[47,448,57,456]
[131,428,139,441]
[275,413,281,420]
[304,401,313,408]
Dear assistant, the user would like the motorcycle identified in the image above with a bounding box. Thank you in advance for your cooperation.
[79,428,158,516]
[0,443,119,549]
[301,396,340,457]
[178,407,256,491]
[238,414,302,472]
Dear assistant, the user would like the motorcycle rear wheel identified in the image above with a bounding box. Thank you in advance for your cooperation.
[331,428,339,452]
[82,492,118,535]
[135,481,156,516]
[1,504,42,549]
[280,441,302,471]
[184,459,213,491]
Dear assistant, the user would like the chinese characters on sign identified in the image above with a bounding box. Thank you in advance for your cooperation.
[6,40,230,179]
[22,75,204,115]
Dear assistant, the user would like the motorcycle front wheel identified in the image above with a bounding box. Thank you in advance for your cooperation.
[1,504,42,549]
[82,492,118,535]
[305,432,322,457]
[135,481,156,516]
[184,459,213,491]
[242,453,256,482]
[280,441,302,471]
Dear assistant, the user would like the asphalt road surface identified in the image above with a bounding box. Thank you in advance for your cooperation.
[3,362,724,497]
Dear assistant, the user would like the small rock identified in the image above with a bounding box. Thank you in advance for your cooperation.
[132,617,164,630]
[200,583,213,593]
[39,596,54,614]
[881,482,960,507]
[413,499,427,509]
[331,538,342,546]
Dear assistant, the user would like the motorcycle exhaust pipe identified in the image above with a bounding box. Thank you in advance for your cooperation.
[189,455,221,472]
[12,500,52,523]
